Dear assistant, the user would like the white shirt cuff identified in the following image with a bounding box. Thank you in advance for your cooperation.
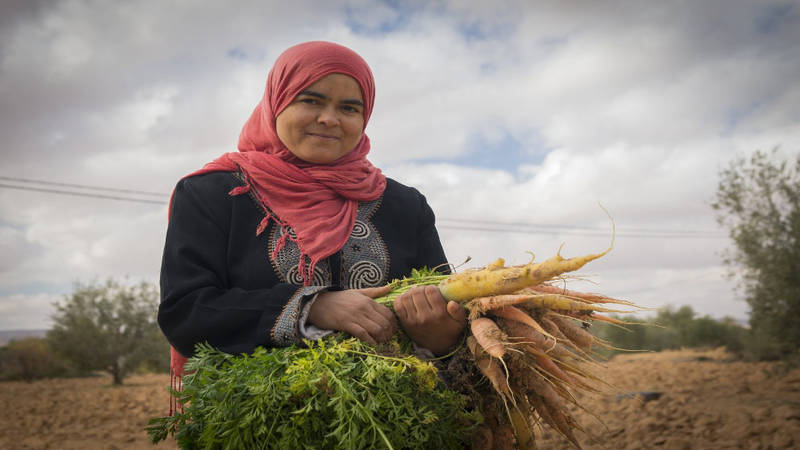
[298,293,335,340]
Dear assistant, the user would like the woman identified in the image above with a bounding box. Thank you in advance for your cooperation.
[158,41,466,382]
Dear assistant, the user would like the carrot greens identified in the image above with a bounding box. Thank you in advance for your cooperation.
[147,338,480,449]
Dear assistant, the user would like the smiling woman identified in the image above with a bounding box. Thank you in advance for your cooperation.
[157,41,466,414]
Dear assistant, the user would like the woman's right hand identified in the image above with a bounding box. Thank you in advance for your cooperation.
[307,285,396,345]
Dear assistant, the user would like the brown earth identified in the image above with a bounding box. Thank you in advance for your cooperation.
[537,348,800,450]
[0,373,177,450]
[0,348,798,449]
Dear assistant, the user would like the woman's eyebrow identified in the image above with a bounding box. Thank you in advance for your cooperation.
[298,89,364,107]
[298,89,326,99]
[341,98,364,107]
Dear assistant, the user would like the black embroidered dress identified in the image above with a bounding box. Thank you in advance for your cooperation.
[158,172,448,358]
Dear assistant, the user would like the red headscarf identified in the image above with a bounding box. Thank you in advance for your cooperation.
[179,41,386,283]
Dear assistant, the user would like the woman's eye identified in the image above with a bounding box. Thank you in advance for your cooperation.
[299,98,318,105]
[342,105,360,113]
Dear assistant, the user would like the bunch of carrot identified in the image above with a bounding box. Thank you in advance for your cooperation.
[424,238,642,449]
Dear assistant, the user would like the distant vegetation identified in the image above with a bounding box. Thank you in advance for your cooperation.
[712,149,800,360]
[593,149,800,362]
[0,279,169,383]
[0,337,79,381]
[590,305,750,359]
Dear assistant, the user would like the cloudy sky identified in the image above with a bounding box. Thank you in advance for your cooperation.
[1,0,798,330]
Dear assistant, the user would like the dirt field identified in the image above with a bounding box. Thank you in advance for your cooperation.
[0,348,798,449]
[0,373,177,450]
[537,348,800,449]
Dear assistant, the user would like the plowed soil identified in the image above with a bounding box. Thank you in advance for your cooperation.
[1,348,798,449]
[0,373,176,450]
[537,348,800,449]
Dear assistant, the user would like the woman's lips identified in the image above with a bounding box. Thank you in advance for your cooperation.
[307,132,339,140]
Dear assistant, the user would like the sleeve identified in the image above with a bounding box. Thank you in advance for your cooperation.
[415,193,451,275]
[158,175,326,358]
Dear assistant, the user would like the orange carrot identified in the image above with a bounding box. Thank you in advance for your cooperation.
[490,305,554,340]
[548,315,594,353]
[467,336,511,399]
[525,345,575,385]
[539,316,571,344]
[522,369,566,417]
[470,317,508,359]
[522,371,582,448]
[586,313,628,325]
[500,319,572,360]
[528,393,556,432]
[527,283,638,307]
[471,292,625,314]
[545,403,582,448]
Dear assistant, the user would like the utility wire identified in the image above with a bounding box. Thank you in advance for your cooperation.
[437,223,726,239]
[0,183,167,205]
[0,175,728,239]
[438,217,721,235]
[0,175,166,197]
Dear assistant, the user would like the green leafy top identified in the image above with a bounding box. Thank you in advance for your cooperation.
[374,266,450,306]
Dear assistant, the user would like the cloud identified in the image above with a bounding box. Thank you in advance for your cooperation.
[0,293,59,329]
[1,0,798,328]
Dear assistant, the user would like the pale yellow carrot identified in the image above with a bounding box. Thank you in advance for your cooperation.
[520,293,624,313]
[509,406,536,450]
[468,294,533,314]
[438,242,613,303]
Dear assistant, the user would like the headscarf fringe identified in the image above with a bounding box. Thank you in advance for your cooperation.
[169,347,187,416]
[271,228,291,256]
[228,184,251,196]
[256,216,271,236]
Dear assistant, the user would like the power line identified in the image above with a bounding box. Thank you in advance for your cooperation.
[0,175,729,239]
[438,217,722,236]
[437,223,727,239]
[0,175,166,197]
[0,183,167,205]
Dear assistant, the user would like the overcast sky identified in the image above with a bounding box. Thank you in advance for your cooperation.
[1,0,798,330]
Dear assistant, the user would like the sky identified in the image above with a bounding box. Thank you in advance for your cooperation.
[1,0,799,330]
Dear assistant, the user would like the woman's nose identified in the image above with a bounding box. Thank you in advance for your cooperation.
[317,106,339,126]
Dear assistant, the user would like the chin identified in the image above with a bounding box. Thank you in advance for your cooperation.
[297,154,339,165]
[301,149,346,164]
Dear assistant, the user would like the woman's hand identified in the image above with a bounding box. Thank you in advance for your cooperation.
[394,285,468,356]
[308,285,396,346]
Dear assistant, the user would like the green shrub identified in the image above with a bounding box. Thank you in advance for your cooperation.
[0,337,78,381]
[590,305,749,358]
[47,279,168,384]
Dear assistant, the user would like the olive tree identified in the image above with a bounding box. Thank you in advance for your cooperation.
[47,279,169,384]
[712,149,800,359]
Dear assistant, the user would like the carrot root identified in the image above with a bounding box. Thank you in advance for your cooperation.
[470,317,508,359]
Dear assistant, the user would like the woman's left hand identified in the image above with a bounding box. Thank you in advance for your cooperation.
[394,285,467,356]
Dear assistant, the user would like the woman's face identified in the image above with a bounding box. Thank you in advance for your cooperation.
[275,74,365,164]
